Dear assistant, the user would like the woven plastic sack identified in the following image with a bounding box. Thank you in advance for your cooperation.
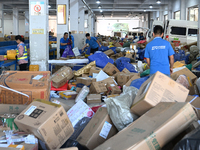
[176,75,189,88]
[88,51,114,68]
[115,57,137,72]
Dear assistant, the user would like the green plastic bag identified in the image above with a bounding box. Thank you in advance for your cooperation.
[140,69,150,77]
[123,42,131,48]
[2,118,18,130]
[186,64,192,71]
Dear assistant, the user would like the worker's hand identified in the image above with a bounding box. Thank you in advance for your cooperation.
[170,68,173,74]
[99,45,102,48]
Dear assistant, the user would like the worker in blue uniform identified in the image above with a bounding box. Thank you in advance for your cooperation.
[144,25,174,76]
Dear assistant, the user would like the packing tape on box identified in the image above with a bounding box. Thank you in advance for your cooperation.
[74,61,96,76]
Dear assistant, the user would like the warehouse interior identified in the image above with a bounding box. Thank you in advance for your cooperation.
[0,0,200,150]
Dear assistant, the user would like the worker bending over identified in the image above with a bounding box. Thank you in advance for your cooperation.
[144,25,174,76]
[82,33,101,55]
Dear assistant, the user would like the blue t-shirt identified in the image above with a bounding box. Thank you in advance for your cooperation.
[60,37,70,49]
[71,35,74,49]
[86,37,98,49]
[139,35,144,41]
[144,37,175,75]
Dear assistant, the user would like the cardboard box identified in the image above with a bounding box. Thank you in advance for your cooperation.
[171,68,197,82]
[90,82,107,94]
[59,148,78,150]
[82,74,89,77]
[77,107,118,150]
[114,42,122,47]
[14,99,74,150]
[104,50,115,57]
[186,95,200,118]
[51,99,71,112]
[116,73,136,87]
[87,94,101,104]
[95,102,197,150]
[51,66,74,88]
[59,90,78,100]
[102,77,117,85]
[121,68,130,74]
[106,83,121,95]
[125,75,140,86]
[0,104,27,115]
[0,55,4,61]
[67,100,94,127]
[0,145,25,150]
[103,63,120,76]
[89,67,102,76]
[173,61,185,68]
[131,71,189,116]
[102,42,109,47]
[76,77,96,86]
[0,71,51,103]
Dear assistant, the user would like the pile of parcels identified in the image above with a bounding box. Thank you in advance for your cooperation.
[1,57,200,150]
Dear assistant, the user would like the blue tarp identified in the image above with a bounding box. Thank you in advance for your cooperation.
[174,49,186,62]
[0,40,29,47]
[130,76,150,89]
[115,57,138,73]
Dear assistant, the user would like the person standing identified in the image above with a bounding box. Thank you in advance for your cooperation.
[82,33,101,55]
[69,32,74,49]
[144,25,174,76]
[15,35,28,71]
[60,32,71,56]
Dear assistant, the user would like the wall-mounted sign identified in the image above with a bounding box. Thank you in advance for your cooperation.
[57,5,66,24]
[32,29,44,34]
[31,1,45,16]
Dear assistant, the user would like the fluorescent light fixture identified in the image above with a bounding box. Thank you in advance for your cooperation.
[96,0,101,4]
[48,5,51,8]
[100,9,103,12]
[144,9,146,12]
[156,0,161,4]
[149,4,153,8]
[98,5,102,9]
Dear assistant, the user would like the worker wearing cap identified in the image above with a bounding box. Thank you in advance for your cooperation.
[82,33,101,55]
[144,25,174,76]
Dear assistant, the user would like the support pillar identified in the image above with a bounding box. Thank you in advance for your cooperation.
[180,0,186,20]
[29,0,49,71]
[168,1,172,19]
[57,0,69,58]
[198,2,200,51]
[13,8,19,35]
[70,0,79,33]
[159,10,164,21]
[0,4,4,37]
[78,0,84,34]
[25,10,29,37]
[85,12,89,34]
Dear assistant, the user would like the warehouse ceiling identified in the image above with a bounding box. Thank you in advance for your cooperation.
[0,0,171,17]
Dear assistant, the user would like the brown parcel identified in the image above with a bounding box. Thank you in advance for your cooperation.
[104,50,115,57]
[90,82,107,94]
[106,83,121,95]
[51,66,74,88]
[89,67,102,76]
[171,67,197,82]
[0,104,27,115]
[116,73,136,87]
[14,99,74,150]
[77,107,118,150]
[125,74,140,86]
[59,148,78,150]
[103,62,120,76]
[76,77,96,86]
[0,71,51,103]
[121,68,130,74]
[186,95,200,118]
[0,55,4,61]
[95,102,198,150]
[131,71,189,116]
[87,94,101,104]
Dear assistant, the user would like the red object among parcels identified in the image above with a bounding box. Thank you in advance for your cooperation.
[51,81,68,91]
[137,40,146,44]
[91,105,102,113]
[119,42,124,46]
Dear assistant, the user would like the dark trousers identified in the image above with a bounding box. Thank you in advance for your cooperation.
[60,49,65,57]
[90,47,99,54]
[19,63,27,71]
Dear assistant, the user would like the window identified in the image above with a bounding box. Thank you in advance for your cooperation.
[188,28,198,36]
[188,6,198,21]
[164,15,168,21]
[170,27,186,36]
[174,11,180,20]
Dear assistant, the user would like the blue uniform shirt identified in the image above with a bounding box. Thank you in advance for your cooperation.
[144,37,175,75]
[139,35,145,41]
[71,35,74,49]
[86,37,98,49]
[60,37,70,49]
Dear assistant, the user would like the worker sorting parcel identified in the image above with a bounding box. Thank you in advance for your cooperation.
[144,25,175,77]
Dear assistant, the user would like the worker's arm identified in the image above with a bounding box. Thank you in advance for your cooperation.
[60,43,68,46]
[96,40,101,48]
[82,44,87,51]
[169,55,174,74]
[146,58,150,67]
[17,45,24,57]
